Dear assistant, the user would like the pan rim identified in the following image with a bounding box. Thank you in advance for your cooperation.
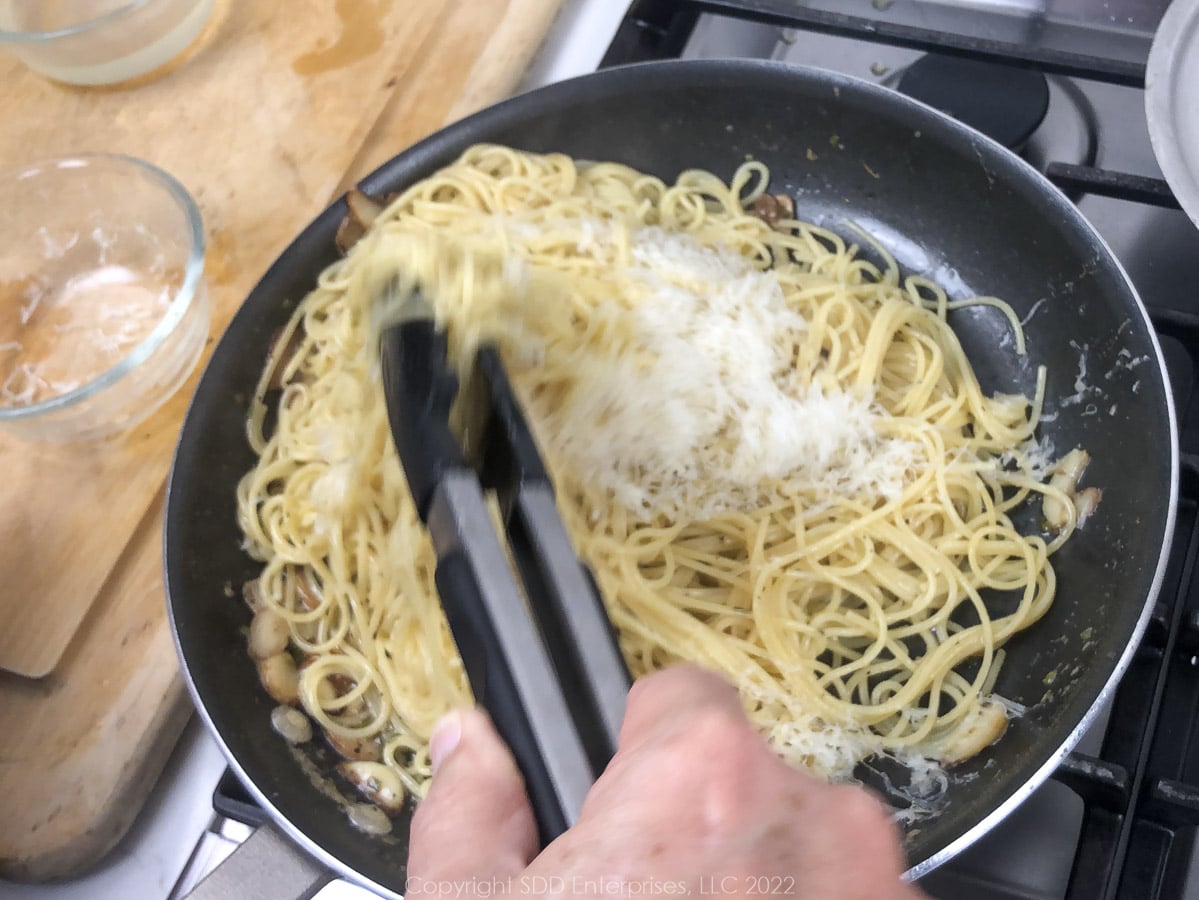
[165,56,1180,893]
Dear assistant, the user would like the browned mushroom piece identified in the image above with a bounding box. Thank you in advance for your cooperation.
[1043,448,1092,530]
[1075,486,1103,527]
[749,193,797,228]
[270,705,313,744]
[293,572,323,611]
[939,699,1010,765]
[325,672,356,695]
[264,326,307,391]
[334,187,385,254]
[242,577,264,611]
[327,730,384,762]
[258,653,300,705]
[248,607,290,659]
[299,660,369,720]
[338,761,405,814]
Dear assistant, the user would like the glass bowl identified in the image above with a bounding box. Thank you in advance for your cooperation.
[0,154,209,443]
[0,0,214,86]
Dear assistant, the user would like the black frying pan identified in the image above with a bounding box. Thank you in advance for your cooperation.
[165,60,1178,897]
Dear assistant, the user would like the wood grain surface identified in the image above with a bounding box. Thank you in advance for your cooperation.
[0,0,414,679]
[0,0,562,880]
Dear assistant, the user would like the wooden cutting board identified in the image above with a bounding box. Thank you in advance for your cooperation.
[0,0,562,880]
[0,0,416,679]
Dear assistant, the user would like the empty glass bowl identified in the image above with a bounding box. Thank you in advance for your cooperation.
[0,0,214,85]
[0,154,209,442]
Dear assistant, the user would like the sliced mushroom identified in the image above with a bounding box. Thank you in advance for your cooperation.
[248,607,290,660]
[327,672,355,694]
[258,652,300,705]
[1043,448,1091,530]
[749,192,796,228]
[335,188,385,254]
[305,668,354,702]
[265,327,306,391]
[300,664,370,725]
[335,219,363,256]
[327,730,383,762]
[348,803,392,835]
[338,761,405,814]
[242,578,264,612]
[293,573,322,611]
[1075,486,1103,527]
[270,705,313,744]
[939,699,1010,765]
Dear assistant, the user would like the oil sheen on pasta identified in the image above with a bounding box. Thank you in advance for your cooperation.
[237,144,1085,824]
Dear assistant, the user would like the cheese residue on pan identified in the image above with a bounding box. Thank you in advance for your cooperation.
[528,226,923,520]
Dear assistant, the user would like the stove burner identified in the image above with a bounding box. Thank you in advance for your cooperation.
[897,54,1050,151]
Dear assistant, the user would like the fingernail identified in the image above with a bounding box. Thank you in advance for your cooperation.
[429,710,463,773]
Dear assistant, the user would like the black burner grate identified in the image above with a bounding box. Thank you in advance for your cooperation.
[602,0,1174,210]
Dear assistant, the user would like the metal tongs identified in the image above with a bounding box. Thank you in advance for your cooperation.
[377,287,630,845]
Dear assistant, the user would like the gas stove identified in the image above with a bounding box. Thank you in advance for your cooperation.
[6,2,1197,898]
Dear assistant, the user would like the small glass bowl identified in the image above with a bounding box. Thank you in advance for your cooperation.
[0,154,209,443]
[0,0,214,86]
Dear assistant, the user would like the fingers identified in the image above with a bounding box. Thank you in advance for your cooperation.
[577,666,778,834]
[572,666,919,899]
[405,708,538,895]
[618,664,744,752]
[797,785,923,900]
[408,667,922,900]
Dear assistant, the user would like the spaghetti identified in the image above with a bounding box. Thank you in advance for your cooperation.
[236,144,1085,823]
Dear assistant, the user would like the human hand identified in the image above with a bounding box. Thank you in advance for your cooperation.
[406,665,927,900]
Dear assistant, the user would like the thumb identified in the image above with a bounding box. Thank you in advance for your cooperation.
[405,708,538,895]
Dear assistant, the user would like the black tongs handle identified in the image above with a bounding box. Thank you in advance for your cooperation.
[477,348,630,772]
[380,317,629,846]
[428,474,591,843]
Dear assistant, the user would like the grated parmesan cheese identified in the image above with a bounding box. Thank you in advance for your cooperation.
[533,226,923,520]
[1001,434,1057,479]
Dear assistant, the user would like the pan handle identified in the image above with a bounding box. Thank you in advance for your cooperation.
[185,823,333,900]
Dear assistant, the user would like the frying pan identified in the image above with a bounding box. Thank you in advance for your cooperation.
[166,59,1178,897]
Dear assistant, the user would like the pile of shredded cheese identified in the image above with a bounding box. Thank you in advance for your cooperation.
[539,226,924,519]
